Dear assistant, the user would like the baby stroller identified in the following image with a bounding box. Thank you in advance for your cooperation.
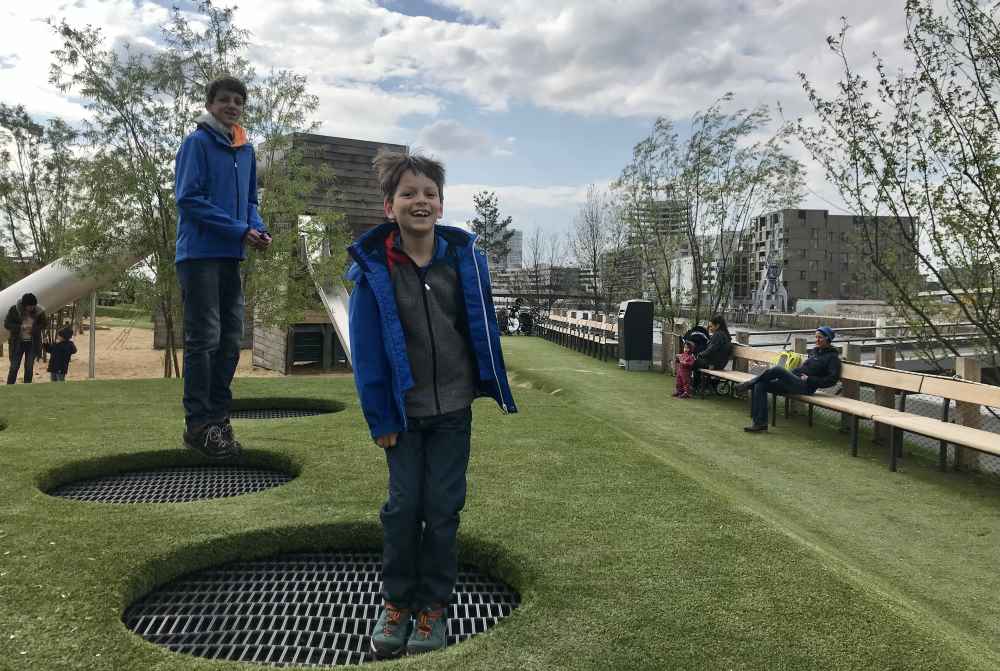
[680,325,728,396]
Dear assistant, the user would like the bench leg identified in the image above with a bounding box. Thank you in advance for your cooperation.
[939,441,948,471]
[850,416,859,457]
[784,396,790,419]
[771,394,777,426]
[889,426,903,473]
[808,404,814,427]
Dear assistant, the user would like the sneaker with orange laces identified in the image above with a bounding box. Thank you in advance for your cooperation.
[406,605,447,655]
[370,602,411,659]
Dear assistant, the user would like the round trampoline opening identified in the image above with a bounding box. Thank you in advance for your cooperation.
[124,550,520,666]
[48,465,293,504]
[229,398,343,421]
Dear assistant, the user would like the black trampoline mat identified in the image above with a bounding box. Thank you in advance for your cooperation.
[124,551,520,666]
[49,466,293,504]
[230,409,329,420]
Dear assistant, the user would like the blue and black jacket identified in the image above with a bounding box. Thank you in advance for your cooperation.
[174,113,268,263]
[347,222,517,439]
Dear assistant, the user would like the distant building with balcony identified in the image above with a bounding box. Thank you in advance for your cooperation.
[744,209,916,312]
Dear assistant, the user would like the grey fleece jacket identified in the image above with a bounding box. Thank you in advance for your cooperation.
[390,238,477,418]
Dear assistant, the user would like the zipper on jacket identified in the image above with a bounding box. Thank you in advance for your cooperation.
[233,151,240,222]
[413,265,442,415]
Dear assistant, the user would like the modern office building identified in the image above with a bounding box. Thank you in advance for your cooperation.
[624,199,689,238]
[744,209,916,312]
[501,229,523,269]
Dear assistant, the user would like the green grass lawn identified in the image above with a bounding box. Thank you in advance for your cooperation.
[1,337,998,670]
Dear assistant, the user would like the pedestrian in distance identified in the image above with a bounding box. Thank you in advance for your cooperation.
[347,149,517,658]
[44,327,77,382]
[174,75,271,459]
[673,339,696,398]
[5,292,47,385]
[735,326,842,432]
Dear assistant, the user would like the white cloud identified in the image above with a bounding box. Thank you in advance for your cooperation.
[0,1,171,122]
[442,182,597,235]
[414,119,514,158]
[0,0,925,225]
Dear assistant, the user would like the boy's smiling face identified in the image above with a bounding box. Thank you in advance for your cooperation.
[206,89,245,128]
[385,170,442,237]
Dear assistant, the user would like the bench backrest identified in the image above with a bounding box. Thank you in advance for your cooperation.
[731,343,998,403]
[841,362,924,393]
[731,343,780,363]
[920,374,1000,407]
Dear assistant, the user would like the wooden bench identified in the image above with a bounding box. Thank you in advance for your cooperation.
[697,343,1000,472]
[539,315,618,361]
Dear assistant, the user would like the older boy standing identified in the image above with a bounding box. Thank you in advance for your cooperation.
[348,149,516,658]
[5,292,47,384]
[175,76,270,459]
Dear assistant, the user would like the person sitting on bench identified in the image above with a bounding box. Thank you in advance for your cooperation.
[735,326,841,433]
[692,315,732,393]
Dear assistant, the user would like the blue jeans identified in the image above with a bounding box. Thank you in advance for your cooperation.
[381,407,472,610]
[749,366,812,426]
[50,372,66,382]
[176,259,244,430]
[6,341,35,384]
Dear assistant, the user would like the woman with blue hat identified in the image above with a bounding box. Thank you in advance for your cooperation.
[735,326,842,432]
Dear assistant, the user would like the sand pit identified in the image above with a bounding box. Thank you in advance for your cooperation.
[3,323,282,383]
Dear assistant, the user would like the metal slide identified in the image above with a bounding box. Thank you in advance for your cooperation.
[298,234,352,365]
[3,241,354,366]
[0,256,138,321]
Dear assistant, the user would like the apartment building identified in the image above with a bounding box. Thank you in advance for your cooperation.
[744,209,915,312]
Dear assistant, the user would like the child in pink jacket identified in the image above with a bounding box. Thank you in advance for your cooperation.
[674,340,696,398]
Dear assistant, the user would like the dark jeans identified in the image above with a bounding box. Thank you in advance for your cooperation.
[749,366,812,426]
[176,259,244,430]
[692,359,719,390]
[6,341,35,384]
[381,407,472,610]
[50,372,66,382]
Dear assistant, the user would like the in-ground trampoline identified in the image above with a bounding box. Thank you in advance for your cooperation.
[229,398,344,421]
[124,550,521,666]
[47,465,294,504]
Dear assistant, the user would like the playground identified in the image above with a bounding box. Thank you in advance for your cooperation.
[2,337,999,670]
[7,323,282,382]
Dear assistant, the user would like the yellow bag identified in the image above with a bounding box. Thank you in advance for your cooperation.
[773,351,804,371]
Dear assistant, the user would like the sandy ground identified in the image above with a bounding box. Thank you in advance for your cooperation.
[3,324,282,383]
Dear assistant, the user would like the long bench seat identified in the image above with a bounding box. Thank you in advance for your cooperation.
[693,342,1000,473]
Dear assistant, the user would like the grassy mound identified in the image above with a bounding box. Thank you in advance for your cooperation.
[0,343,997,669]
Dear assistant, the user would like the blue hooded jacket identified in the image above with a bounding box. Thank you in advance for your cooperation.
[347,223,517,439]
[174,114,268,263]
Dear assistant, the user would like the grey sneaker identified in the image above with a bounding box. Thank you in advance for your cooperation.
[370,602,410,659]
[183,424,240,460]
[406,606,447,655]
[221,418,243,452]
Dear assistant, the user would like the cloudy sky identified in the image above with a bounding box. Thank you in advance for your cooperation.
[0,0,913,243]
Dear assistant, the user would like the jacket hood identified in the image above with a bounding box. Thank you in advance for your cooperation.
[14,300,44,314]
[196,112,250,148]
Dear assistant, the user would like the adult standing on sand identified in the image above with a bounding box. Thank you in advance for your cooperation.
[5,292,47,385]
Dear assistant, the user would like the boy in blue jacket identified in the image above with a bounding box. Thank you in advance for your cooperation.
[174,76,271,459]
[347,149,517,658]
